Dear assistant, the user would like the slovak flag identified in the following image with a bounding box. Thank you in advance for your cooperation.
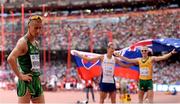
[71,50,102,80]
[71,50,139,80]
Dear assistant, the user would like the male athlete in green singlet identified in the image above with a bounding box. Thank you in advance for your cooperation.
[7,15,45,103]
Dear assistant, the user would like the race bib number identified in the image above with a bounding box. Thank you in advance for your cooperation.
[102,66,114,83]
[140,68,149,76]
[30,54,40,72]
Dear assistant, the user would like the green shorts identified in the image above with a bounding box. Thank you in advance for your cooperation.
[17,75,43,98]
[138,79,153,92]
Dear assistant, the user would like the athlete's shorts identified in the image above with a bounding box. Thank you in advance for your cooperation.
[138,79,153,92]
[99,82,116,92]
[17,74,43,98]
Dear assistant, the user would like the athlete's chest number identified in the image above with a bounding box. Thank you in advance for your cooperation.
[30,54,40,72]
[140,68,149,76]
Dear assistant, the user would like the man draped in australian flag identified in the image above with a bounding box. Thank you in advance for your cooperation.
[115,46,177,103]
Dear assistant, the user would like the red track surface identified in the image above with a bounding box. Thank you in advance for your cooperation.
[0,90,179,103]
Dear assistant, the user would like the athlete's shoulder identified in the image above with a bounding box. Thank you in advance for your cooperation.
[136,58,141,62]
[17,37,27,46]
[99,55,104,61]
[149,56,153,59]
[148,56,154,62]
[15,37,28,52]
[19,36,27,43]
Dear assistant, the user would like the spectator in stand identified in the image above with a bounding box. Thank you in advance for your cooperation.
[3,9,180,51]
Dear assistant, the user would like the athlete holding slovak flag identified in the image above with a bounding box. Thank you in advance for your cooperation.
[74,42,132,104]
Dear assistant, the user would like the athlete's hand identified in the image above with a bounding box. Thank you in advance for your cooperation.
[19,73,32,82]
[114,52,121,57]
[171,49,177,55]
[74,51,83,58]
[74,52,78,56]
[74,51,79,56]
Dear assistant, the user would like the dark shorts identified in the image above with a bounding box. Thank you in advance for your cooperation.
[138,79,153,92]
[99,82,116,92]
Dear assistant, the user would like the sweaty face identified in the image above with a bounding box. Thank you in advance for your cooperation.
[28,20,42,37]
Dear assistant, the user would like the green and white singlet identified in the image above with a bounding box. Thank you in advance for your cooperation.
[17,36,43,98]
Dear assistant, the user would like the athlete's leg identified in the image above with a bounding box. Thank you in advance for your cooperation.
[109,91,116,103]
[147,90,153,103]
[138,90,145,103]
[18,90,31,104]
[32,94,45,103]
[100,91,107,104]
[85,88,89,101]
[90,88,95,102]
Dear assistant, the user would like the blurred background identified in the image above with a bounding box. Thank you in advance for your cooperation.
[0,0,180,103]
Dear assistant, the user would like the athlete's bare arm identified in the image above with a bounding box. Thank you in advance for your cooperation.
[75,51,103,62]
[7,37,32,82]
[114,53,139,64]
[115,58,134,68]
[151,49,176,62]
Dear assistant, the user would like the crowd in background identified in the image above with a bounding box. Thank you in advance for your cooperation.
[1,9,180,51]
[0,8,179,91]
[153,61,180,84]
[0,0,161,8]
[0,60,179,91]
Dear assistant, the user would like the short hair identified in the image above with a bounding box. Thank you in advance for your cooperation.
[141,46,148,51]
[141,46,153,56]
[107,42,113,47]
[28,15,42,25]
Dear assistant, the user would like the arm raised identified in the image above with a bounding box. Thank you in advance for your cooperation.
[152,49,177,62]
[75,51,102,62]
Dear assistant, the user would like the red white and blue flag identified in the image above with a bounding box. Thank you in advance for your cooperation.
[71,38,180,80]
[71,50,139,80]
[71,51,102,80]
